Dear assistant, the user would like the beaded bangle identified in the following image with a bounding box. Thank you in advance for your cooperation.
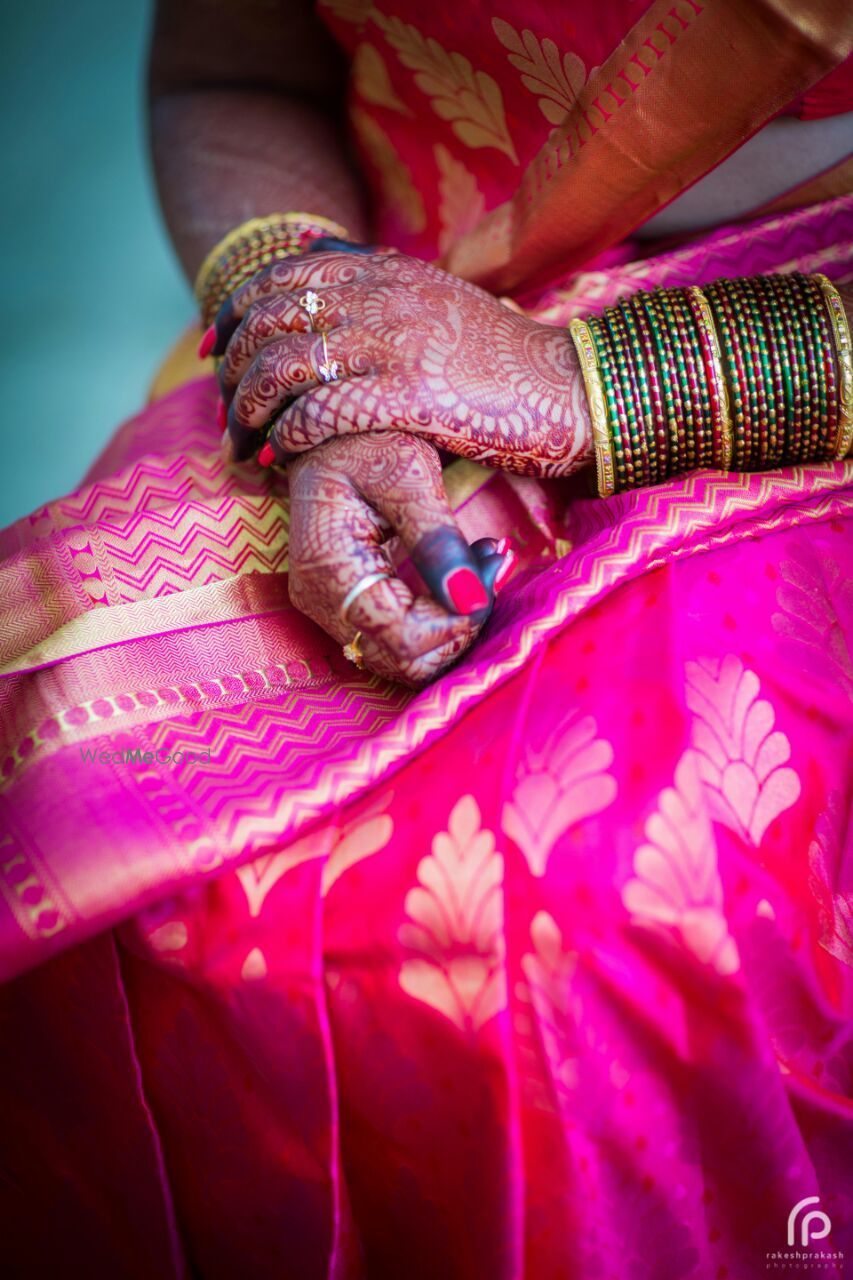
[686,287,733,470]
[637,291,687,473]
[803,275,839,458]
[602,319,639,487]
[723,282,765,469]
[604,304,650,485]
[735,281,777,466]
[588,316,634,490]
[783,274,824,461]
[666,288,714,469]
[706,283,750,470]
[757,275,805,464]
[194,211,349,325]
[814,274,853,458]
[662,288,706,471]
[746,277,789,466]
[569,272,846,495]
[619,299,667,482]
[775,274,819,462]
[628,296,670,477]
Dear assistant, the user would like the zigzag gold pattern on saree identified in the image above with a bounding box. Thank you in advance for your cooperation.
[100,501,289,598]
[50,456,215,531]
[120,470,848,873]
[149,681,403,803]
[146,683,406,854]
[0,499,290,668]
[215,466,851,849]
[0,654,342,788]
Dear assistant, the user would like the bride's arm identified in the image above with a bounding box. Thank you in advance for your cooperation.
[148,0,368,281]
[148,0,509,684]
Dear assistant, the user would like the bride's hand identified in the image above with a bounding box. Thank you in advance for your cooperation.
[212,248,593,476]
[286,431,515,687]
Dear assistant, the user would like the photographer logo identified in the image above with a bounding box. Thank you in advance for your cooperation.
[787,1197,831,1248]
[765,1197,842,1270]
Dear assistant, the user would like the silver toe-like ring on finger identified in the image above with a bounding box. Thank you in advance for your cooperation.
[300,289,326,331]
[340,571,393,622]
[317,331,342,384]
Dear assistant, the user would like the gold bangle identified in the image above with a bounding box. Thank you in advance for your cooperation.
[813,273,853,459]
[194,211,349,325]
[688,286,733,470]
[569,318,615,498]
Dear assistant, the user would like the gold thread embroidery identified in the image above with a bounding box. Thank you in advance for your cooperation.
[351,108,427,232]
[352,42,413,115]
[434,144,486,254]
[374,12,518,163]
[492,18,587,126]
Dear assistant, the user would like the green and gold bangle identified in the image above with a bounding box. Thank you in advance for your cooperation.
[588,315,633,491]
[815,273,853,458]
[636,291,685,474]
[604,304,651,484]
[570,272,848,496]
[569,319,616,497]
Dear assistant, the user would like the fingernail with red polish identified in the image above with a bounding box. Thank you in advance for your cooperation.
[216,398,227,430]
[496,536,512,556]
[445,567,489,615]
[258,441,275,467]
[198,325,217,359]
[494,550,518,593]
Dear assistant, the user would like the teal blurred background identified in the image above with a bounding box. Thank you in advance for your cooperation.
[0,0,193,526]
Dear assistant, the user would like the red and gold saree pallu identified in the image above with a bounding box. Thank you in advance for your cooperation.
[1,2,853,1277]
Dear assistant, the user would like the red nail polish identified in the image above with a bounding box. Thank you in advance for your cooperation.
[216,398,227,430]
[445,567,489,615]
[258,441,275,467]
[494,550,518,593]
[496,536,513,556]
[198,325,217,359]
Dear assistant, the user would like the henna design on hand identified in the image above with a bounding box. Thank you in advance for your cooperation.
[287,431,507,687]
[219,251,594,477]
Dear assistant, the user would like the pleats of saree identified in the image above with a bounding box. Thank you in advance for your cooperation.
[0,191,851,1276]
[11,486,846,1278]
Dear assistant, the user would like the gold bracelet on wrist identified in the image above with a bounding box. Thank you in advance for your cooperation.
[194,211,350,326]
[814,274,853,459]
[569,318,615,498]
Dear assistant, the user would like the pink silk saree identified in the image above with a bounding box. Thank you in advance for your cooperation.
[2,2,853,1277]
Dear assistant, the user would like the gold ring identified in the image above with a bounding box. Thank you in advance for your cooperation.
[343,631,365,669]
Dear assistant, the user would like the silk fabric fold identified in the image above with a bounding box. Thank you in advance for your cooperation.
[1,2,852,1273]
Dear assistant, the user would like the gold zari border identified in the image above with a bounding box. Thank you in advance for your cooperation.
[569,319,615,498]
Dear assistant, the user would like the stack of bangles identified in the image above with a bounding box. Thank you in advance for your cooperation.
[195,216,851,498]
[569,272,853,498]
[194,211,351,327]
